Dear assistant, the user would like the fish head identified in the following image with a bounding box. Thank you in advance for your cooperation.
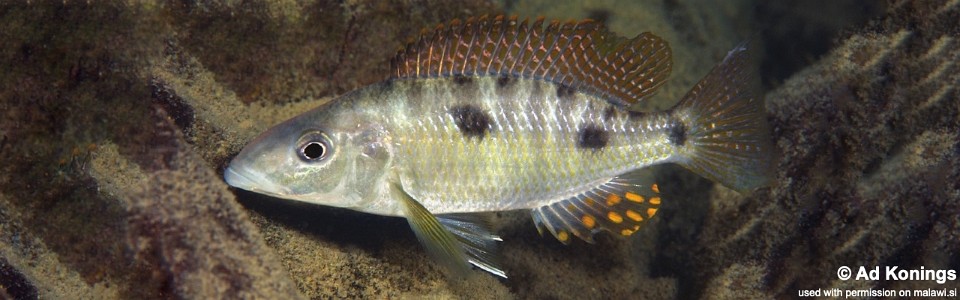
[224,103,392,210]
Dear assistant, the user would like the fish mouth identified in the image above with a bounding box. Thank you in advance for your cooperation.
[224,166,287,195]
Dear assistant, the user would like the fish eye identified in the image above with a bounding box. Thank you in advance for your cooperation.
[297,131,332,162]
[301,141,327,160]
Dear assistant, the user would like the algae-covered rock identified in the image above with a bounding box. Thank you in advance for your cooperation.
[0,1,500,298]
[1,0,957,299]
[90,113,302,299]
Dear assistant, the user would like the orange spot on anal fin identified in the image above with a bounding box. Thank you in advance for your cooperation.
[582,215,596,229]
[625,210,643,222]
[625,192,644,203]
[649,196,661,205]
[557,231,569,242]
[607,212,623,224]
[606,194,621,206]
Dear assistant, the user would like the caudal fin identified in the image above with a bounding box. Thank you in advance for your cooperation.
[671,44,774,193]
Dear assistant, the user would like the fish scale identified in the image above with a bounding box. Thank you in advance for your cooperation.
[387,76,679,213]
[225,16,773,278]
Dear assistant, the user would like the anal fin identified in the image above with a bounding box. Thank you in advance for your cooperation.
[531,172,663,244]
[392,183,506,278]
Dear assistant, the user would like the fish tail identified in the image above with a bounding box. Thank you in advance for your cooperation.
[670,44,774,193]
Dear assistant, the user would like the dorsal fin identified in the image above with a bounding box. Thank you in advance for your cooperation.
[391,15,673,106]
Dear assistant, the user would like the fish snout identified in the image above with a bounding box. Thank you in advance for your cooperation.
[223,166,289,195]
[224,166,259,191]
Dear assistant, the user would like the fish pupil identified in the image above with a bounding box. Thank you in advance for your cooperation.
[301,142,326,160]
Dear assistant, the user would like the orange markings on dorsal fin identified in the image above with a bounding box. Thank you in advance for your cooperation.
[391,15,674,106]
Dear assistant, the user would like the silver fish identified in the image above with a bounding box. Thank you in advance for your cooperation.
[225,16,773,278]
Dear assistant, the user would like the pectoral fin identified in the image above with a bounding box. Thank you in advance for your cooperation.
[392,183,506,278]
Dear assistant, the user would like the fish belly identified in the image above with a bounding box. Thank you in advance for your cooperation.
[387,77,679,214]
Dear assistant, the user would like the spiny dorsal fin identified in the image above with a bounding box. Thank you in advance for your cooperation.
[531,172,663,244]
[391,15,673,106]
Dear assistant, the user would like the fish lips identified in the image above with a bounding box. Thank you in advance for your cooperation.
[224,165,290,196]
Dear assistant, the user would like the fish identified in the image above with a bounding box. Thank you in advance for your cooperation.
[224,15,774,278]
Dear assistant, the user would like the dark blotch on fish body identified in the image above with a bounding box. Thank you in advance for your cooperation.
[380,78,396,90]
[577,123,609,149]
[668,121,686,146]
[496,76,513,88]
[557,84,576,101]
[453,74,473,85]
[627,111,646,120]
[450,104,492,139]
[603,106,617,122]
